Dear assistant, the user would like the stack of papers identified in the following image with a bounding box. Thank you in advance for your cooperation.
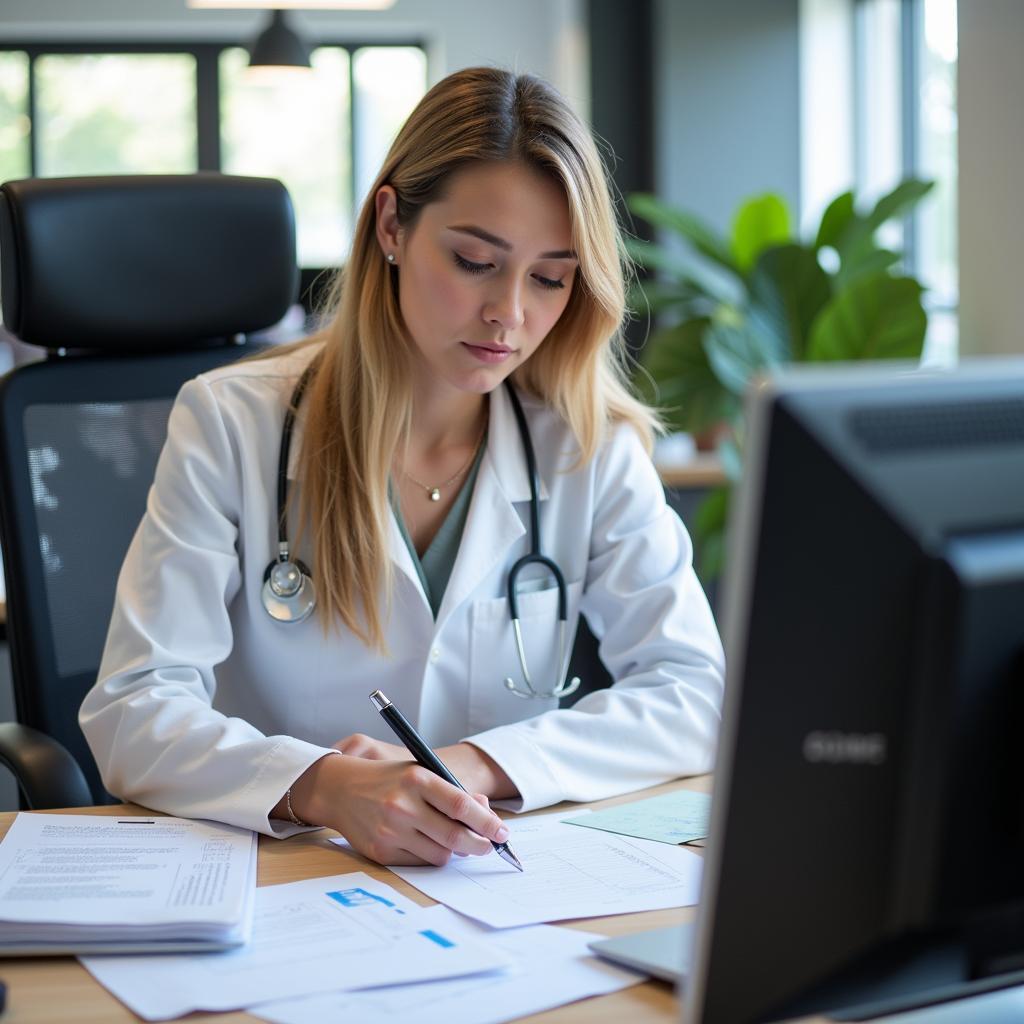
[0,813,257,955]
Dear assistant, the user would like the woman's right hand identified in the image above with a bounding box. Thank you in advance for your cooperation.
[283,752,510,867]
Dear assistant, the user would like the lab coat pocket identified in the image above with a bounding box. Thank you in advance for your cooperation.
[467,579,584,734]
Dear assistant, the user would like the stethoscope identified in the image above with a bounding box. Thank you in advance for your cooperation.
[262,367,580,700]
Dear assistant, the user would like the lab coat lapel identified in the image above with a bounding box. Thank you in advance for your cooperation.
[435,385,544,626]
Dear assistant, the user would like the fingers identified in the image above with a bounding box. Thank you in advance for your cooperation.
[415,802,494,857]
[414,769,510,845]
[334,734,415,762]
[334,733,376,756]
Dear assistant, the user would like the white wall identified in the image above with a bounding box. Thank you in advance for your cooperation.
[957,0,1024,356]
[0,0,589,114]
[653,0,802,240]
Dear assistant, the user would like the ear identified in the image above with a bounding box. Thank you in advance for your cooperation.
[374,185,403,264]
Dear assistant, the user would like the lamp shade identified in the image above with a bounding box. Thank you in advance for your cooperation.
[248,9,310,69]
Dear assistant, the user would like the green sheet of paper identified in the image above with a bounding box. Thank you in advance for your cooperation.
[562,789,711,845]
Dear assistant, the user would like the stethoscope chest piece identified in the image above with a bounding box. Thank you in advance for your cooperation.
[262,556,316,623]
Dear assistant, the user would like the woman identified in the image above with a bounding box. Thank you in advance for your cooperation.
[80,67,725,867]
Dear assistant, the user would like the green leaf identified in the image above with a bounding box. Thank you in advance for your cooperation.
[628,278,702,317]
[825,179,934,284]
[625,238,739,307]
[731,193,792,272]
[693,485,731,583]
[834,247,901,288]
[814,191,855,250]
[866,178,935,230]
[624,237,693,277]
[703,311,786,396]
[806,273,927,362]
[640,318,739,435]
[627,193,739,276]
[748,244,832,361]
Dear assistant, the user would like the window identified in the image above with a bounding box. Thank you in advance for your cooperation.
[0,42,427,268]
[35,54,197,176]
[0,52,30,184]
[854,0,958,361]
[220,47,352,270]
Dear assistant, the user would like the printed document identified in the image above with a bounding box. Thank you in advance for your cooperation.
[80,871,511,1021]
[389,811,703,928]
[562,788,711,845]
[252,903,646,1024]
[0,813,256,953]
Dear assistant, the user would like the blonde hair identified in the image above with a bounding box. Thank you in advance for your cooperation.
[291,66,659,647]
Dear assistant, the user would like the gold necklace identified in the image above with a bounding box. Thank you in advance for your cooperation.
[401,421,487,502]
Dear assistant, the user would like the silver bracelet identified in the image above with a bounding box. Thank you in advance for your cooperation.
[284,787,308,827]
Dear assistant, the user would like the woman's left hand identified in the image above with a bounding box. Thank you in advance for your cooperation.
[334,735,519,801]
[333,734,411,761]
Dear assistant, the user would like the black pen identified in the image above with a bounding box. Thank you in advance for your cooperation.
[368,689,524,872]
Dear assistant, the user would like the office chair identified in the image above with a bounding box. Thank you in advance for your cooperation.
[0,173,298,807]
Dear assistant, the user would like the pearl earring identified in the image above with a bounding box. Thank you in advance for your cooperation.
[385,253,396,264]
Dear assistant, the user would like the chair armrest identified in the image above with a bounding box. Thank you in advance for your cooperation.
[0,722,93,809]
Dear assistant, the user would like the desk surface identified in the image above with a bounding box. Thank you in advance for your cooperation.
[0,777,711,1024]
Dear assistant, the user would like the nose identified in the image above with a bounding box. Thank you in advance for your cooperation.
[482,275,525,332]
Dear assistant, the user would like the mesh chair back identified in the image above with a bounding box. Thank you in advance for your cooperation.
[0,350,261,802]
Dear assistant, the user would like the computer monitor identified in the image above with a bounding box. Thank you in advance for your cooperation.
[683,360,1024,1023]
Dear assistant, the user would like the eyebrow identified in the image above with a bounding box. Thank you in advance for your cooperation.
[447,224,577,260]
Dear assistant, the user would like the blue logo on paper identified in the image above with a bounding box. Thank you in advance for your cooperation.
[419,929,455,948]
[326,887,405,913]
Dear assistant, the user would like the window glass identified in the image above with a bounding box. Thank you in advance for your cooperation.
[0,51,30,184]
[35,54,196,175]
[352,46,427,209]
[220,46,351,269]
[918,0,957,307]
[855,0,904,249]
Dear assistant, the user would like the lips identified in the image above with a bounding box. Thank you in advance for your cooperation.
[464,341,514,354]
[461,341,515,363]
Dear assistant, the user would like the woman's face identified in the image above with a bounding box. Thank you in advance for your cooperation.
[378,160,578,397]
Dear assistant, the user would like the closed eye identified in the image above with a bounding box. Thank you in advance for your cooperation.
[533,273,565,291]
[453,252,490,274]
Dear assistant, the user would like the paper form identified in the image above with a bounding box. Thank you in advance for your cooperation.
[389,811,703,928]
[251,904,645,1024]
[80,871,510,1021]
[562,789,711,845]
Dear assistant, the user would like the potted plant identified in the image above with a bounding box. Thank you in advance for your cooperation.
[627,179,934,580]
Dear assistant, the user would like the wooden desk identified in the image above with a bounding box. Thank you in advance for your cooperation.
[0,777,710,1024]
[656,455,726,491]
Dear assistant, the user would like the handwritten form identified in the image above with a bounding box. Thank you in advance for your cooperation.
[562,789,711,845]
[252,903,645,1024]
[80,872,509,1021]
[390,811,703,928]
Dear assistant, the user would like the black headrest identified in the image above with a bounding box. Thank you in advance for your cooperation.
[0,173,299,352]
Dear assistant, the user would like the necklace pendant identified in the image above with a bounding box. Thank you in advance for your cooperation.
[429,487,441,502]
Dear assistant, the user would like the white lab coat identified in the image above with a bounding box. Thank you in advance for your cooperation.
[80,345,725,837]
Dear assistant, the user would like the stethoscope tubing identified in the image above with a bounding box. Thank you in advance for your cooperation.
[266,368,579,699]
